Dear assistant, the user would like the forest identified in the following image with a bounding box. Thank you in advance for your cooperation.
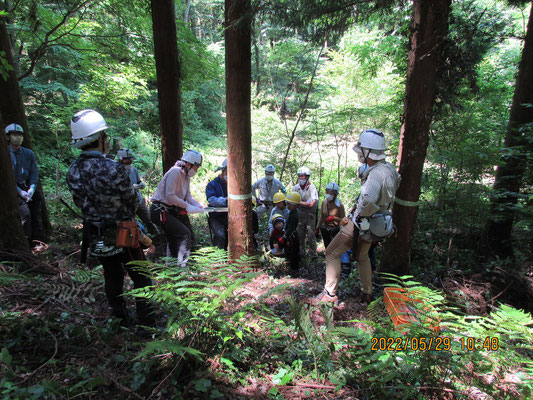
[0,0,532,399]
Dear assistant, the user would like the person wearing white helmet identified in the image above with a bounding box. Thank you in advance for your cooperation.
[150,149,205,266]
[252,164,286,221]
[66,110,155,329]
[293,166,319,258]
[311,129,400,305]
[5,123,44,244]
[206,159,229,249]
[117,148,159,236]
[316,182,346,247]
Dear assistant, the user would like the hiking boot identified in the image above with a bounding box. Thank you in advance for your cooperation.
[308,290,338,306]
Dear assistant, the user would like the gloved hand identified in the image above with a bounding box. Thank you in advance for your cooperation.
[325,216,335,224]
[133,184,141,190]
[278,237,286,247]
[26,185,36,202]
[19,190,29,200]
[179,209,188,216]
[186,204,205,214]
[356,215,370,231]
[257,199,262,206]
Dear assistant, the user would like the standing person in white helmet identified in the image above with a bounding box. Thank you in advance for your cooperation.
[310,129,400,305]
[5,123,44,245]
[150,150,205,266]
[252,164,286,221]
[67,110,155,329]
[293,166,319,258]
[117,148,159,236]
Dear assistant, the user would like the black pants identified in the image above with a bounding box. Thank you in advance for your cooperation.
[208,212,228,250]
[320,226,340,249]
[150,204,192,266]
[285,234,300,271]
[100,247,154,324]
[18,189,44,242]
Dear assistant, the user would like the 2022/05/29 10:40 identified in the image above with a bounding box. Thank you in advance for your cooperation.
[370,336,500,352]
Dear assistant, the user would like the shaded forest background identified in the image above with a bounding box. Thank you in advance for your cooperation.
[0,0,532,398]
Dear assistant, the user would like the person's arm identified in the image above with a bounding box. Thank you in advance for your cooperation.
[278,180,287,194]
[316,200,325,229]
[206,180,227,207]
[133,168,146,190]
[356,179,381,217]
[116,164,138,214]
[184,186,203,210]
[164,168,191,209]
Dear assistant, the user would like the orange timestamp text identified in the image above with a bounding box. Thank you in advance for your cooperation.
[371,336,500,352]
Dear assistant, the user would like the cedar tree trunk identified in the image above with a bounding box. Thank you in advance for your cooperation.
[0,19,51,239]
[225,0,255,261]
[151,0,183,172]
[379,0,450,274]
[485,1,533,257]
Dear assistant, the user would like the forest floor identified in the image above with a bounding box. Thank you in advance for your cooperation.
[1,218,532,399]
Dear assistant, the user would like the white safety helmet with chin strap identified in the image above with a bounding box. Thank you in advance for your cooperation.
[353,129,387,162]
[71,109,108,148]
[5,123,23,135]
[297,166,311,176]
[117,148,134,160]
[265,164,275,174]
[181,149,203,166]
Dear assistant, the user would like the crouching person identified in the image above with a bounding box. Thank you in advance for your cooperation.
[67,110,154,328]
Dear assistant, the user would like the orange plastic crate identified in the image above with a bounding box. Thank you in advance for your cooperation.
[383,287,440,333]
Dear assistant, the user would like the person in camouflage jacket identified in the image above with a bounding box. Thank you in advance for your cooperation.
[67,109,154,328]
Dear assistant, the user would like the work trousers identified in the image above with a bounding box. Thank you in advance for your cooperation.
[18,190,44,242]
[208,212,228,250]
[100,247,154,324]
[297,208,317,256]
[324,220,372,296]
[150,204,192,266]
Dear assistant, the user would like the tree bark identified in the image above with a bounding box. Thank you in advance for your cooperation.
[225,0,254,261]
[485,1,533,258]
[379,0,450,275]
[0,19,52,239]
[0,128,29,250]
[151,0,183,173]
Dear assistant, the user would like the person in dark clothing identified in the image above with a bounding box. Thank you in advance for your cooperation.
[269,214,285,256]
[206,159,228,250]
[278,191,301,275]
[5,123,44,244]
[67,109,154,328]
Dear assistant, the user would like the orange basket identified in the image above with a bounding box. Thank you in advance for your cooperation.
[383,287,440,333]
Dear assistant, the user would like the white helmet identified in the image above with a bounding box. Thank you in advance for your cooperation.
[326,182,340,193]
[297,166,311,176]
[117,148,134,160]
[215,158,227,171]
[181,149,203,166]
[5,123,23,135]
[353,129,387,161]
[71,109,108,148]
[265,164,275,174]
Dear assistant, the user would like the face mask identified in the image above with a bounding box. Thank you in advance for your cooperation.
[10,135,23,146]
[325,194,335,202]
[122,159,133,165]
[298,179,307,186]
[124,164,132,170]
[222,174,227,182]
[188,168,197,178]
[266,175,273,181]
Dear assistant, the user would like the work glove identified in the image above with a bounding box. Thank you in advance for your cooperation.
[325,216,335,224]
[19,190,29,200]
[179,209,188,216]
[186,204,205,214]
[278,237,286,247]
[133,184,141,190]
[256,199,262,206]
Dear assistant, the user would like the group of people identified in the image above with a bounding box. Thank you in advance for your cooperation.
[5,108,400,331]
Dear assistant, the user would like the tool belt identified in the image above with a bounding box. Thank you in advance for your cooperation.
[83,220,122,258]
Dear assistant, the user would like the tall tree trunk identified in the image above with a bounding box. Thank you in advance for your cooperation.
[151,0,183,173]
[0,19,52,239]
[0,127,29,250]
[485,1,533,257]
[225,0,254,261]
[379,0,450,274]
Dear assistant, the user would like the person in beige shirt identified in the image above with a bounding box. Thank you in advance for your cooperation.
[293,166,319,257]
[310,129,400,305]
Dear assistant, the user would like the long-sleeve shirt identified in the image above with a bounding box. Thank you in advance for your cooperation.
[151,164,202,209]
[356,161,401,217]
[317,198,345,229]
[67,151,137,223]
[126,165,146,205]
[9,146,39,192]
[252,177,286,202]
[206,176,228,207]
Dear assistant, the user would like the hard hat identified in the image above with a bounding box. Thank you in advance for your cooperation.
[271,213,285,224]
[326,182,340,193]
[71,109,108,148]
[273,192,286,203]
[286,192,301,205]
[297,166,311,176]
[215,158,227,171]
[181,149,203,166]
[353,129,387,160]
[5,123,23,135]
[117,148,134,160]
[265,164,275,174]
